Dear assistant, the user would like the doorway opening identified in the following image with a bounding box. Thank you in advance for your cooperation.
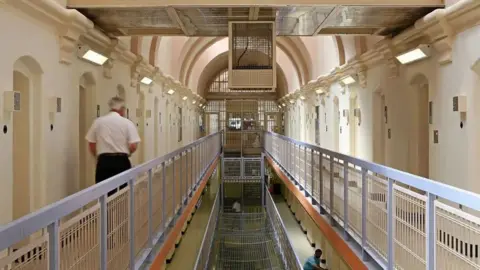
[410,74,430,178]
[333,96,340,152]
[373,90,386,165]
[79,73,96,191]
[12,56,44,222]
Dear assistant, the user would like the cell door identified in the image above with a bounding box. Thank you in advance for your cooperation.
[207,113,219,135]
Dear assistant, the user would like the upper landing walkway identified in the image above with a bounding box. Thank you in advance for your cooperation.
[1,131,480,270]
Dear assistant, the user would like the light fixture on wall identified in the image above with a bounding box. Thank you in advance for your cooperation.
[167,89,175,95]
[316,89,324,94]
[396,44,431,65]
[183,96,188,101]
[300,95,306,100]
[278,105,282,109]
[341,75,357,85]
[140,77,153,85]
[282,103,286,107]
[192,100,196,104]
[289,100,295,104]
[199,103,203,107]
[77,45,109,65]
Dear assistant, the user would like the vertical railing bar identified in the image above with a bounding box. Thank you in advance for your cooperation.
[261,153,265,207]
[319,152,324,213]
[221,153,224,210]
[387,178,394,270]
[426,192,436,270]
[330,155,335,225]
[172,157,176,225]
[343,161,349,240]
[147,169,153,248]
[128,178,135,270]
[99,195,107,270]
[311,149,315,202]
[304,147,307,195]
[361,168,368,261]
[48,220,59,270]
[179,152,183,210]
[161,162,166,239]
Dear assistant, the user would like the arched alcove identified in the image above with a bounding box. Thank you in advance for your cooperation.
[409,74,430,178]
[79,72,96,191]
[373,88,386,165]
[12,56,44,221]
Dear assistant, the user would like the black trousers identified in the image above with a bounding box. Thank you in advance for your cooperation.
[95,153,131,197]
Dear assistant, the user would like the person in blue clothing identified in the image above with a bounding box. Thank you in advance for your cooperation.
[303,249,326,270]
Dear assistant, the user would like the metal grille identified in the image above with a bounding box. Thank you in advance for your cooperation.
[211,213,285,270]
[232,23,273,70]
[224,159,242,179]
[207,69,275,93]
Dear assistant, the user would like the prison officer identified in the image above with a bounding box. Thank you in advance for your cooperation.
[85,96,141,196]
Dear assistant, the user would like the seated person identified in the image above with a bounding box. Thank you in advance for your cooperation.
[303,249,327,270]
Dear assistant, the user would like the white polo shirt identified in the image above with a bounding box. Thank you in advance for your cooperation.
[85,111,141,155]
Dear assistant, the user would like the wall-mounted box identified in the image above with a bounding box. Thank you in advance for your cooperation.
[342,109,349,117]
[136,108,143,117]
[453,95,467,112]
[49,97,61,113]
[145,109,152,118]
[354,108,361,117]
[4,91,21,112]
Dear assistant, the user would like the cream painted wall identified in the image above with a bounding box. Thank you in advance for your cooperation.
[285,22,480,197]
[0,4,201,225]
[300,37,340,79]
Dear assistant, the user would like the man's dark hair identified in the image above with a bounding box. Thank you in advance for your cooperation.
[315,249,322,254]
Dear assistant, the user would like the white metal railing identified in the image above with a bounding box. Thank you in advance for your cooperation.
[194,188,220,270]
[0,131,222,270]
[264,131,480,270]
[265,188,303,270]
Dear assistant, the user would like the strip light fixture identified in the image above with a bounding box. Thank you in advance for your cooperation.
[396,45,431,65]
[167,89,175,95]
[81,49,108,65]
[300,95,306,100]
[182,96,188,101]
[140,77,153,85]
[341,75,356,85]
[316,89,324,94]
[192,100,196,104]
[289,99,295,104]
[282,103,286,107]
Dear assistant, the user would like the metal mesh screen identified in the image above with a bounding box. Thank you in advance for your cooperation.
[232,23,273,70]
[207,69,275,93]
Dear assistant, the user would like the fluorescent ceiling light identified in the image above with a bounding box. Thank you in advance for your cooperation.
[167,89,175,95]
[316,89,324,94]
[192,100,196,104]
[396,45,431,64]
[341,75,356,85]
[300,95,306,100]
[199,103,203,107]
[282,103,286,107]
[289,100,295,104]
[140,77,153,85]
[183,96,188,101]
[278,105,282,109]
[82,50,108,65]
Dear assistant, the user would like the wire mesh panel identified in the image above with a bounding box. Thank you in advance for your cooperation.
[231,23,273,70]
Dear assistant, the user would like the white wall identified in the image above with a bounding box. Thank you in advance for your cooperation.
[0,3,201,224]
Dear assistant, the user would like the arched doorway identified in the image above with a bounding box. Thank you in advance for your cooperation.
[154,97,159,157]
[333,96,340,152]
[12,56,44,221]
[410,74,430,178]
[373,90,386,165]
[79,73,96,191]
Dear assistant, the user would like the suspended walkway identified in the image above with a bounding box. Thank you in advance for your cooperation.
[2,131,480,270]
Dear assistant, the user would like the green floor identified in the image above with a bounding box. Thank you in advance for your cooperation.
[166,193,215,270]
[273,195,315,265]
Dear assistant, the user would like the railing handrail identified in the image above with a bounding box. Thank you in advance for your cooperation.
[193,188,220,269]
[0,131,223,251]
[264,131,480,211]
[265,186,303,269]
